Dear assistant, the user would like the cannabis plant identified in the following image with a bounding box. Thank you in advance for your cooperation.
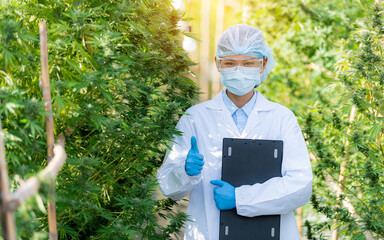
[0,0,199,239]
[304,2,384,238]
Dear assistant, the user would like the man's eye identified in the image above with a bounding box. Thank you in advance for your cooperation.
[244,61,261,67]
[223,62,235,66]
[244,61,257,66]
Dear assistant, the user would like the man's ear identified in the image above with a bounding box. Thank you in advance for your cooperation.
[215,56,219,72]
[260,58,268,74]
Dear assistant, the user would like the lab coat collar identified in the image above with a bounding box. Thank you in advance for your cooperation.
[206,90,275,137]
[222,90,257,117]
[206,89,275,112]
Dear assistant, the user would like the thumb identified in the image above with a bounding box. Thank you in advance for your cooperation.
[190,136,199,153]
[210,180,225,187]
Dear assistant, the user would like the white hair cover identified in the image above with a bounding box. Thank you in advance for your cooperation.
[216,24,276,83]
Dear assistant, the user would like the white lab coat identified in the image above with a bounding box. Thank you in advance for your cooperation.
[157,90,312,240]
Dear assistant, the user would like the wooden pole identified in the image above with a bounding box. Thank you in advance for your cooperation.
[212,0,225,97]
[200,0,211,101]
[297,206,303,238]
[39,20,58,240]
[0,119,16,240]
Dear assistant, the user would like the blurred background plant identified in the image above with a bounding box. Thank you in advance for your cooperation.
[303,3,384,239]
[1,0,384,239]
[0,0,199,239]
[183,0,383,238]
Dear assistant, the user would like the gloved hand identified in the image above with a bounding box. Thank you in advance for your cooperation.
[185,136,204,176]
[210,180,236,210]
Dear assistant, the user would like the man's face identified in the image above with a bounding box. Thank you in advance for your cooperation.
[216,54,268,73]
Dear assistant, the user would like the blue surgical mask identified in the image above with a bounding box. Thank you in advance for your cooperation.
[220,66,261,96]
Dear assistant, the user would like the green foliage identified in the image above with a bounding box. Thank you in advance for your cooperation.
[1,0,198,238]
[304,3,384,238]
[243,0,371,113]
[243,0,383,238]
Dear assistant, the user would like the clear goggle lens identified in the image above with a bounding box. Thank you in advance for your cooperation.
[216,57,263,72]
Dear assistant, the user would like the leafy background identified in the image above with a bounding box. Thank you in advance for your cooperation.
[0,0,383,239]
[1,0,198,239]
[183,0,383,238]
[240,0,384,239]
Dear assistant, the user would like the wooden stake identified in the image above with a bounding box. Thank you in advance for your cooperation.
[297,206,303,238]
[0,119,16,240]
[200,0,211,101]
[39,20,58,240]
[212,0,225,97]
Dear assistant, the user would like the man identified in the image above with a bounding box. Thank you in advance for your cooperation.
[157,24,312,240]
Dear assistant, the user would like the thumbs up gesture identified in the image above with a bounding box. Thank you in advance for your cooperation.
[185,136,205,176]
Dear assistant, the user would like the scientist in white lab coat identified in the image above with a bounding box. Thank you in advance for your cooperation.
[157,24,313,240]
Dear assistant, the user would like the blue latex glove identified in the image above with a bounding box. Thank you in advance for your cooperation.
[210,180,236,210]
[185,136,204,176]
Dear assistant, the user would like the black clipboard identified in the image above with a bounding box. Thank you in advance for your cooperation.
[219,138,283,240]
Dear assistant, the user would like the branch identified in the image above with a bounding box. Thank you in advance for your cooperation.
[6,136,66,212]
[324,172,375,240]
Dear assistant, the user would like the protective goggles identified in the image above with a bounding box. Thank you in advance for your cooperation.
[216,57,264,72]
